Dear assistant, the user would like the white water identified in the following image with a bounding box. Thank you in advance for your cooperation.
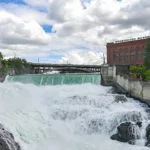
[0,81,150,150]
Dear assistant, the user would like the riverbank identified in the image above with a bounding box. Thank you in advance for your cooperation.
[101,65,150,106]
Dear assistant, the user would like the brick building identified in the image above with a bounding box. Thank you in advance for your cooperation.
[107,37,150,65]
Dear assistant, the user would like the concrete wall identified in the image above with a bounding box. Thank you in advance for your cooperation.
[101,65,116,86]
[115,75,150,104]
[101,64,150,104]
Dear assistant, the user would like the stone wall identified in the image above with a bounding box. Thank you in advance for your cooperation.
[115,75,150,104]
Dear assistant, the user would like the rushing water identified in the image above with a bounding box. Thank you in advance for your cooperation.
[0,74,150,150]
[7,74,100,85]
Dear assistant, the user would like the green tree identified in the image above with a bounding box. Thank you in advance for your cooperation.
[0,52,3,60]
[144,39,150,69]
[0,52,31,76]
[7,57,25,75]
[1,59,8,75]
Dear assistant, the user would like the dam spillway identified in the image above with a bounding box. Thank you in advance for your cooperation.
[6,73,101,85]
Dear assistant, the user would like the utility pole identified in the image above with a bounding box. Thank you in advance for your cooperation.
[103,53,106,64]
[13,48,16,58]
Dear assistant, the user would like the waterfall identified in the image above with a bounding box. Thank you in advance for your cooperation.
[6,73,101,85]
[0,74,150,150]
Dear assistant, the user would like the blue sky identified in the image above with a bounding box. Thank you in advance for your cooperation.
[42,25,53,33]
[0,0,25,4]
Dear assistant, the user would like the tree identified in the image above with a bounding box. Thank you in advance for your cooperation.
[144,39,150,69]
[0,52,3,60]
[6,57,30,75]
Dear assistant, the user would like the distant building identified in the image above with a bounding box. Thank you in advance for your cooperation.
[107,36,150,65]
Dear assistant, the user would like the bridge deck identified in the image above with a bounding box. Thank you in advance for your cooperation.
[29,62,102,68]
[28,63,102,74]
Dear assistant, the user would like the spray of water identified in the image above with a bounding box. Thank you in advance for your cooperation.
[0,74,149,150]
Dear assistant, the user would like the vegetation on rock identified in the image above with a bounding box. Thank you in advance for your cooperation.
[0,52,31,76]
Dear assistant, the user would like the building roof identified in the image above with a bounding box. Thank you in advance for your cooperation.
[107,36,150,45]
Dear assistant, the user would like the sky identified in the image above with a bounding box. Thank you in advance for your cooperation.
[0,0,150,64]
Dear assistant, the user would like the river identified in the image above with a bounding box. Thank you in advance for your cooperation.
[0,73,150,150]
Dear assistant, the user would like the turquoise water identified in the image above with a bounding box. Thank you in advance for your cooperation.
[6,73,101,85]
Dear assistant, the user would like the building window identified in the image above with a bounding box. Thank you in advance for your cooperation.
[119,48,123,61]
[131,55,134,61]
[125,48,128,61]
[130,47,134,54]
[136,46,141,60]
[114,51,118,62]
[130,47,134,61]
[142,45,145,49]
[142,45,145,60]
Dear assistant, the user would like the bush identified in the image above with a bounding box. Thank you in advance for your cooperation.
[144,70,150,81]
[130,65,146,80]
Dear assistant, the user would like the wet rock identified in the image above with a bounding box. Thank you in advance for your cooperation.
[114,95,127,103]
[140,123,150,147]
[146,142,150,147]
[88,119,103,132]
[0,124,21,150]
[136,122,142,128]
[128,140,135,145]
[110,122,141,144]
[145,124,150,147]
[110,134,119,140]
[146,124,150,139]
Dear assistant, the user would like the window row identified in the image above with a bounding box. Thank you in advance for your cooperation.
[113,46,142,54]
[113,53,143,61]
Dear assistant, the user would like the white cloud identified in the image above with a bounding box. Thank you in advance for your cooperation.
[0,11,51,45]
[0,3,51,25]
[47,0,150,56]
[0,0,150,64]
[48,0,84,23]
[0,10,52,58]
[58,50,105,65]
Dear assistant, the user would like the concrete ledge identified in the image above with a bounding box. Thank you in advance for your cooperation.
[115,75,150,105]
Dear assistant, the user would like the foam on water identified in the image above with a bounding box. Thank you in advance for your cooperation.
[0,75,150,150]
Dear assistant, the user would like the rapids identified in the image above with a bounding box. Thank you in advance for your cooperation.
[0,74,150,150]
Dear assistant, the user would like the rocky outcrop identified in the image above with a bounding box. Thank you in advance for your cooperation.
[0,76,5,82]
[145,124,150,147]
[0,124,21,150]
[114,95,127,103]
[111,122,142,145]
